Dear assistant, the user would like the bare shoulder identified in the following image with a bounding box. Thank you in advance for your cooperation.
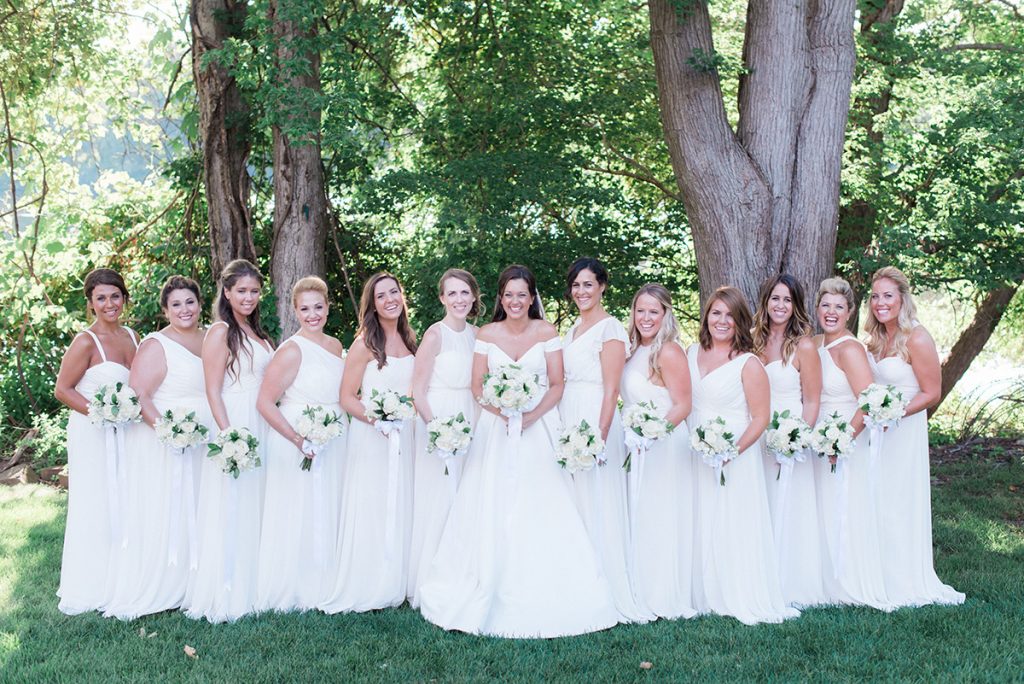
[134,337,165,361]
[907,324,937,358]
[837,338,869,364]
[533,319,559,342]
[742,354,768,381]
[204,321,228,344]
[346,336,371,362]
[659,340,686,363]
[476,322,500,342]
[796,335,818,354]
[324,335,345,356]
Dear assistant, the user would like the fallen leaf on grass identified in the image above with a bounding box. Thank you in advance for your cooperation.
[640,661,653,670]
[148,632,158,638]
[184,645,199,660]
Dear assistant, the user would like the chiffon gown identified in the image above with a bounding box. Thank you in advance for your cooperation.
[418,337,622,638]
[182,324,271,623]
[321,354,415,613]
[687,345,797,625]
[104,332,211,619]
[620,343,697,620]
[812,336,892,611]
[763,359,827,608]
[407,323,477,608]
[562,317,650,623]
[57,327,138,615]
[872,351,964,607]
[256,335,346,612]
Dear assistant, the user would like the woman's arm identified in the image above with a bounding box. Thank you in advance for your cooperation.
[737,357,771,454]
[904,326,941,417]
[257,341,306,453]
[836,341,874,436]
[128,339,168,427]
[411,325,441,423]
[54,335,96,416]
[795,336,823,426]
[596,339,626,440]
[659,341,692,427]
[340,338,373,425]
[202,323,232,431]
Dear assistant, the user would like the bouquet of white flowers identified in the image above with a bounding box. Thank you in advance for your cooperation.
[88,382,142,427]
[766,409,810,471]
[620,400,674,472]
[295,405,345,471]
[426,412,473,475]
[691,416,738,485]
[480,363,542,437]
[556,419,605,474]
[207,427,261,478]
[858,383,908,430]
[154,408,209,451]
[809,411,855,473]
[364,389,416,424]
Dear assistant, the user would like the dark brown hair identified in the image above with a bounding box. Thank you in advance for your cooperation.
[358,272,418,369]
[84,268,129,304]
[213,259,273,379]
[564,257,609,300]
[438,268,482,319]
[699,286,754,354]
[751,274,812,364]
[492,264,544,322]
[159,275,201,310]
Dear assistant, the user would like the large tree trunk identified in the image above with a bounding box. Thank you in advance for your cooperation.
[269,0,329,338]
[648,0,856,311]
[191,0,255,278]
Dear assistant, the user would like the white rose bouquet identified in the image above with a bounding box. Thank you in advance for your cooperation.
[556,419,605,474]
[88,382,142,428]
[154,408,209,451]
[620,400,674,472]
[858,383,908,430]
[364,389,416,424]
[207,426,261,478]
[766,409,810,473]
[809,411,855,473]
[480,363,542,437]
[295,405,345,471]
[691,416,738,486]
[426,412,473,475]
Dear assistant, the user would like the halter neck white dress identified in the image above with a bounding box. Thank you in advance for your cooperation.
[57,327,138,615]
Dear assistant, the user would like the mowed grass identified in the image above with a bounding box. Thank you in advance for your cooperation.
[1,446,1022,683]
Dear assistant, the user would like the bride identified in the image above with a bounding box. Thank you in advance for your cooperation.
[418,264,622,638]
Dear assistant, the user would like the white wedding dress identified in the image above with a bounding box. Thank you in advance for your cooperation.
[418,337,621,638]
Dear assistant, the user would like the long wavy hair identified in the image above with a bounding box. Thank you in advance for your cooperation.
[699,286,754,354]
[214,259,273,380]
[491,264,544,322]
[864,266,918,361]
[752,274,812,365]
[357,272,418,369]
[628,283,681,384]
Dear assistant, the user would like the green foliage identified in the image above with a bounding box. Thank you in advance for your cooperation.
[26,409,69,469]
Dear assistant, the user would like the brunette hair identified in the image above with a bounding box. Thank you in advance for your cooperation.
[864,266,919,362]
[438,268,482,319]
[292,276,329,307]
[491,264,544,322]
[357,272,418,369]
[699,286,754,354]
[751,274,812,365]
[159,275,201,310]
[628,283,681,384]
[564,257,609,300]
[214,259,273,379]
[84,268,130,305]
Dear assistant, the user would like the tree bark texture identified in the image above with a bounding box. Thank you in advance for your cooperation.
[191,0,256,278]
[649,0,856,310]
[269,0,329,338]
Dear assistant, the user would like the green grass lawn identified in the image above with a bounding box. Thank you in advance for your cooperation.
[1,443,1022,683]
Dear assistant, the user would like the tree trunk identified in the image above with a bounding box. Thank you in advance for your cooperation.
[648,0,856,311]
[191,0,255,278]
[269,0,329,338]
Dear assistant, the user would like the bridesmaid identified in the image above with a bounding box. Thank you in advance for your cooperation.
[105,276,211,619]
[561,258,650,623]
[751,274,826,607]
[54,268,138,614]
[321,272,418,613]
[812,277,891,610]
[183,259,274,623]
[688,286,796,625]
[621,283,696,620]
[256,277,346,612]
[407,268,480,608]
[864,267,964,606]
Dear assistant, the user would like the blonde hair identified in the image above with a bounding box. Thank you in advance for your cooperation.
[628,283,681,384]
[292,276,329,307]
[864,266,918,361]
[816,277,856,311]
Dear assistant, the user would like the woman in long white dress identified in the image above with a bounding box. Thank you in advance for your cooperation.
[256,277,346,612]
[104,276,211,619]
[561,258,650,623]
[621,283,696,620]
[864,267,964,607]
[688,286,797,625]
[54,269,138,615]
[419,264,621,638]
[321,272,418,613]
[751,274,827,607]
[183,259,274,623]
[407,268,480,607]
[812,277,892,610]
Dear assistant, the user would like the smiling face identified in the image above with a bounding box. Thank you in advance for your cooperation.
[632,293,665,343]
[163,288,201,332]
[818,293,851,334]
[570,268,605,314]
[89,284,125,324]
[295,290,328,333]
[501,278,533,321]
[224,275,261,319]
[706,298,736,344]
[869,277,902,325]
[373,277,404,321]
[767,282,794,327]
[440,276,474,322]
